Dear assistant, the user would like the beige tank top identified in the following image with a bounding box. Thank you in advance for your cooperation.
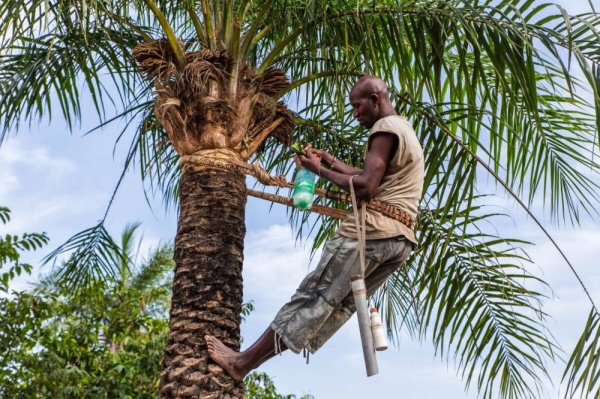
[336,115,424,243]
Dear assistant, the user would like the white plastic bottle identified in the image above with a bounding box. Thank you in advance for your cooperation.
[370,307,388,351]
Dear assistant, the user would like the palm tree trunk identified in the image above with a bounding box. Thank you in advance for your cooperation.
[160,165,246,399]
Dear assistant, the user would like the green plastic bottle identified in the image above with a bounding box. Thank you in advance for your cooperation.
[293,168,316,210]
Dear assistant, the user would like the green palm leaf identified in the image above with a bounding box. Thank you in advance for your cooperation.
[414,204,555,399]
[563,308,600,399]
[42,223,127,295]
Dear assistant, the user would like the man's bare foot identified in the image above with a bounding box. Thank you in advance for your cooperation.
[205,335,247,382]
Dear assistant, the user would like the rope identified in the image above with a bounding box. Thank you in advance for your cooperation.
[325,191,416,230]
[180,149,289,187]
[247,189,348,220]
[349,176,367,278]
[179,150,415,230]
[180,148,244,174]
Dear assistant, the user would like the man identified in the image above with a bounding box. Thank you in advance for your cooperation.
[205,75,424,381]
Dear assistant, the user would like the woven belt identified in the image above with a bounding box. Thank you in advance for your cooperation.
[325,191,416,230]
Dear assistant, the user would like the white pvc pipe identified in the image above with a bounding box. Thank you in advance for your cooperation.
[352,275,378,377]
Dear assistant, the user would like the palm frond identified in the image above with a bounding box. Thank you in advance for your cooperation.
[0,0,151,141]
[413,203,556,399]
[130,243,174,293]
[563,308,600,399]
[287,2,598,221]
[0,207,10,224]
[42,223,128,295]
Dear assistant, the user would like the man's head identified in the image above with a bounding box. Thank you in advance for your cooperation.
[349,75,395,129]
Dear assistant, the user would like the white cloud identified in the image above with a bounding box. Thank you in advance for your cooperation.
[0,139,74,176]
[0,139,74,205]
[241,224,318,333]
[0,138,108,234]
[0,169,18,198]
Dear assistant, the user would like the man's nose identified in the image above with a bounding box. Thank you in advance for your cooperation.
[352,109,359,118]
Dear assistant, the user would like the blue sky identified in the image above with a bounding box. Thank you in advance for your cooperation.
[2,1,600,398]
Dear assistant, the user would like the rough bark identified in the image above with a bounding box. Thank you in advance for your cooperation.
[160,166,246,399]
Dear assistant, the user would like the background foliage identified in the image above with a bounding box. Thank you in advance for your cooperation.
[0,217,311,399]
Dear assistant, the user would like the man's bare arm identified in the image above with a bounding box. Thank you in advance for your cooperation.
[310,148,363,175]
[299,132,398,202]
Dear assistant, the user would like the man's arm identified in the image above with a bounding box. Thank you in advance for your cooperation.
[299,132,398,202]
[310,148,363,175]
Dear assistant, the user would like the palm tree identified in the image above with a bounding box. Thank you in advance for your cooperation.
[1,223,174,398]
[2,0,600,398]
[37,222,175,353]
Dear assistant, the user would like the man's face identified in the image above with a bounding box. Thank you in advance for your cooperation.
[349,90,378,129]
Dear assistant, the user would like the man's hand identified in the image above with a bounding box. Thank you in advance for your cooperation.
[297,145,321,172]
[308,147,336,168]
[296,133,396,201]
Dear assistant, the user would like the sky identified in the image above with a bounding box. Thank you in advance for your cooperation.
[1,1,600,398]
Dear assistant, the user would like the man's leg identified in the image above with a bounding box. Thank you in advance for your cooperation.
[205,328,287,382]
[206,233,363,380]
[205,234,350,381]
[364,236,413,294]
[270,234,361,353]
[306,235,414,353]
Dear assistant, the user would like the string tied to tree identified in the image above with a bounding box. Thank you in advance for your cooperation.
[180,148,289,188]
[179,151,415,229]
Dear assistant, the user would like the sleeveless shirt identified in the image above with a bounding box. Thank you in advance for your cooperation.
[336,115,424,244]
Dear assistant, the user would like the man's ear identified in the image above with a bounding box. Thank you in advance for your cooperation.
[370,93,380,106]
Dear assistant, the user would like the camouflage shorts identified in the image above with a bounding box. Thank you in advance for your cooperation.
[270,232,414,354]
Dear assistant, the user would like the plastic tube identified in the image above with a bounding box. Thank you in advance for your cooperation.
[352,275,378,376]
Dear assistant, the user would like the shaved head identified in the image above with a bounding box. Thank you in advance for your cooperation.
[349,75,396,128]
[350,75,390,100]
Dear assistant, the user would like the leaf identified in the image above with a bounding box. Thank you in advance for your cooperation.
[42,223,128,295]
[0,207,10,224]
[563,308,600,399]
